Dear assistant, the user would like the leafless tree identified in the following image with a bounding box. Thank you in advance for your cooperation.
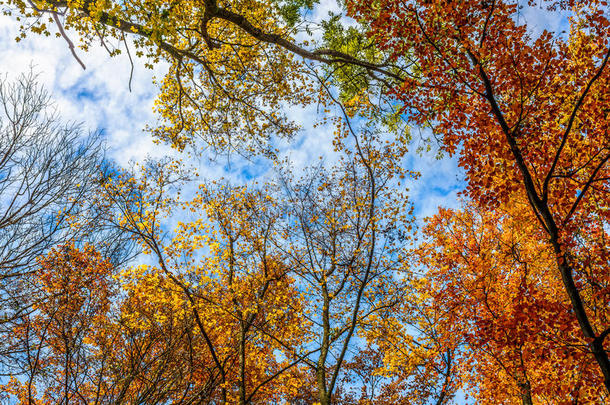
[0,72,132,373]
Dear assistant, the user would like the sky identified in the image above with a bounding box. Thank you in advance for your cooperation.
[0,9,466,226]
[0,2,585,403]
[0,9,468,400]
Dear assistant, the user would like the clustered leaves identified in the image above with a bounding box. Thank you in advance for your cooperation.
[0,0,609,403]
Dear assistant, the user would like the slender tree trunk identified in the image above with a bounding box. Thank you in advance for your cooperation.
[317,288,331,405]
[239,321,247,405]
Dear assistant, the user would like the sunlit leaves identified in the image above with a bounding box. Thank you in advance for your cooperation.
[418,200,609,403]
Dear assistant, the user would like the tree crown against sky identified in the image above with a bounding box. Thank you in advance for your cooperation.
[0,0,608,403]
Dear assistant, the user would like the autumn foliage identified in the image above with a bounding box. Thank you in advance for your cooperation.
[418,200,608,403]
[346,0,610,399]
[0,0,609,403]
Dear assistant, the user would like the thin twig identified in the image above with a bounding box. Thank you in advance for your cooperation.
[122,32,134,92]
[52,13,86,70]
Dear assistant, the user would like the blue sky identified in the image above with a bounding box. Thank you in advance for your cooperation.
[0,0,571,220]
[0,8,466,223]
[0,6,469,399]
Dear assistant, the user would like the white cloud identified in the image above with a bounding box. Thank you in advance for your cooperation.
[517,3,572,39]
[0,7,462,224]
[0,14,172,166]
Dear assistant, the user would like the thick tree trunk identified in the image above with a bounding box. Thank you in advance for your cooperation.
[520,381,533,405]
[239,322,247,405]
[317,289,331,405]
[554,245,610,393]
[472,57,610,394]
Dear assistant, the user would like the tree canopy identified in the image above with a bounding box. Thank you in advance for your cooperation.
[0,0,608,403]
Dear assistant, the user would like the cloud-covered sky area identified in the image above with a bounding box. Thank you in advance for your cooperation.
[0,6,464,225]
[0,4,577,404]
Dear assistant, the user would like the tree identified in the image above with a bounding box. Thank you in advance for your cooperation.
[345,0,610,392]
[0,72,131,375]
[1,244,115,404]
[276,126,413,405]
[418,199,609,403]
[2,0,406,154]
[91,160,313,404]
